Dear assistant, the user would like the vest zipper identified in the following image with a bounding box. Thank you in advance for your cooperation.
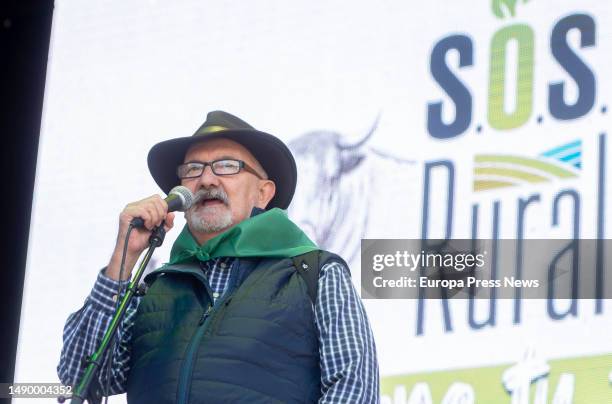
[198,305,212,325]
[176,259,240,403]
[206,296,233,335]
[177,304,212,404]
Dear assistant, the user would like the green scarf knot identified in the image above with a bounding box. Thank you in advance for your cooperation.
[167,208,318,266]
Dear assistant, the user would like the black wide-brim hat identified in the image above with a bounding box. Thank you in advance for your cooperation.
[147,110,297,210]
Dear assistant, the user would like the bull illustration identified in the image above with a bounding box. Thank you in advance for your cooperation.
[288,119,420,270]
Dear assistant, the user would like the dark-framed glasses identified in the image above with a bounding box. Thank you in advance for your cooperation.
[177,159,264,179]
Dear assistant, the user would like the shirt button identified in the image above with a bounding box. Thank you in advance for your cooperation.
[213,292,220,299]
[220,262,227,269]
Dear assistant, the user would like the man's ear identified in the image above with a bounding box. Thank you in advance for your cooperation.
[256,180,276,208]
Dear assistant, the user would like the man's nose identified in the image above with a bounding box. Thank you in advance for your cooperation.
[197,164,220,188]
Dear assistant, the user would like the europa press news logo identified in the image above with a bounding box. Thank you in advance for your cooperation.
[425,0,599,191]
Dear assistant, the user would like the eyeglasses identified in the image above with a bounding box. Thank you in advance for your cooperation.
[177,159,264,180]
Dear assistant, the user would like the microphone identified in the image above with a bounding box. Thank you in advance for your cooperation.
[130,186,195,228]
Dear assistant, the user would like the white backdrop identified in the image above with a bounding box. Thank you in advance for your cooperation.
[17,1,612,402]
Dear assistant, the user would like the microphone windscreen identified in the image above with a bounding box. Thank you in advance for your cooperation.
[168,186,194,211]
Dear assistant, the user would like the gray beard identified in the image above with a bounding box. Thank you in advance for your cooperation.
[185,205,233,233]
[185,187,233,233]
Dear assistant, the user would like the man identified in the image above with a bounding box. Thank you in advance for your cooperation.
[58,111,379,403]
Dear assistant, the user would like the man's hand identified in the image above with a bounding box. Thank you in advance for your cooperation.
[105,195,176,281]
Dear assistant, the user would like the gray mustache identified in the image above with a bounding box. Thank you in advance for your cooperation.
[192,187,229,206]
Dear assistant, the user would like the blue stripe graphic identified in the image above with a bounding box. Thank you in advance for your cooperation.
[560,151,581,162]
[540,140,581,158]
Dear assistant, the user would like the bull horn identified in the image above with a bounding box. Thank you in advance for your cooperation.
[336,113,380,150]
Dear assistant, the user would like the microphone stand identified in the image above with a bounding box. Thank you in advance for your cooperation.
[63,222,166,404]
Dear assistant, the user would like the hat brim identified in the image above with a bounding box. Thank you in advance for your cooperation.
[147,129,297,210]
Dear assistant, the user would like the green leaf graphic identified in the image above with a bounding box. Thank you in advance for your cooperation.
[491,0,531,19]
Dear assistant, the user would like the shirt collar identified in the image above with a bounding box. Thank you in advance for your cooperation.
[200,256,235,274]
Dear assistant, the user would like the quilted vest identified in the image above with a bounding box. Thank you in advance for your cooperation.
[125,251,343,403]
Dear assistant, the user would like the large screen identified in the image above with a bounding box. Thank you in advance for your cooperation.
[17,0,612,402]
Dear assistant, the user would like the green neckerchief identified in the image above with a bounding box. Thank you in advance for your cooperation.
[167,208,318,265]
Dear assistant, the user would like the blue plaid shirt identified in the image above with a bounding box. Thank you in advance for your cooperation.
[58,257,380,403]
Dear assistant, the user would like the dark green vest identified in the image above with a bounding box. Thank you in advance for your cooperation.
[125,252,343,403]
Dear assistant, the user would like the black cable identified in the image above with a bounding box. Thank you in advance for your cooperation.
[102,223,134,402]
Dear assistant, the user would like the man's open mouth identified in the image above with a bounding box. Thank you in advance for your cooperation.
[199,196,226,207]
